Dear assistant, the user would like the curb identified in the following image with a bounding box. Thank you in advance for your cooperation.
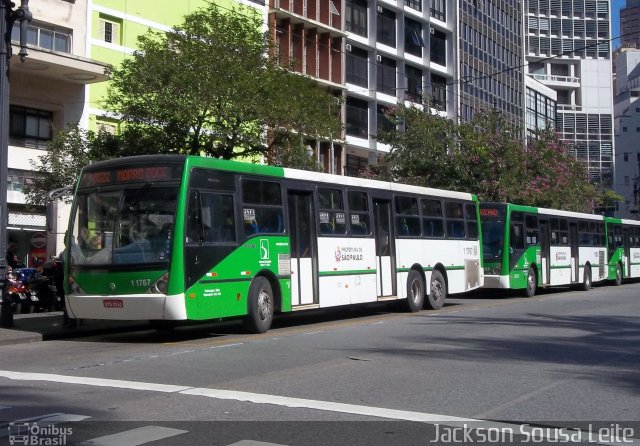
[0,330,42,346]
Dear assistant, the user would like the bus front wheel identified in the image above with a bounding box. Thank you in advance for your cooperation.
[615,263,623,286]
[525,267,537,298]
[244,276,274,334]
[405,270,424,312]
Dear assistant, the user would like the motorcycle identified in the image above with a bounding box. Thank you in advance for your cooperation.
[0,268,36,314]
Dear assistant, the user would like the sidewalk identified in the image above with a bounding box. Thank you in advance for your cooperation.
[0,312,148,346]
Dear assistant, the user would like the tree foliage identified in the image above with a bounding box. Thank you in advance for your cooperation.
[375,104,612,213]
[102,3,341,161]
[25,125,107,205]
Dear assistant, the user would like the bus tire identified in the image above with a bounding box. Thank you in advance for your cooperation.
[579,265,591,291]
[615,263,623,286]
[405,270,424,312]
[244,276,274,334]
[426,270,446,310]
[525,267,537,298]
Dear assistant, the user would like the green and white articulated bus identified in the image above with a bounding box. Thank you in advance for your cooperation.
[479,202,609,296]
[603,217,640,285]
[64,155,483,333]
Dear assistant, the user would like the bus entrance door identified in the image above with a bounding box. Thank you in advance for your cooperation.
[623,227,631,276]
[570,222,579,282]
[373,199,395,297]
[540,220,551,285]
[288,191,317,306]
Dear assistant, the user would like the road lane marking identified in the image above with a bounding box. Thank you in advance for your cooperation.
[78,426,187,446]
[0,370,634,445]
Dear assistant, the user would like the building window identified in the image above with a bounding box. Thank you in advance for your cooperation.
[99,16,121,44]
[9,105,52,144]
[431,74,447,110]
[345,155,368,177]
[404,0,422,12]
[346,97,368,138]
[377,104,394,134]
[377,56,396,95]
[346,0,367,37]
[406,65,423,101]
[430,0,446,21]
[346,46,368,87]
[12,23,71,53]
[430,28,446,65]
[377,8,396,48]
[405,19,424,57]
[624,152,629,162]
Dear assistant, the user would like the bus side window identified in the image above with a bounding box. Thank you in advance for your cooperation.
[186,190,202,244]
[525,215,538,244]
[511,223,525,250]
[445,201,465,239]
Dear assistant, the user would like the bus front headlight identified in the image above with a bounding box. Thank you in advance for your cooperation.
[147,273,169,294]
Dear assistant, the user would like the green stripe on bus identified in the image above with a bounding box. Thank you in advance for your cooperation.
[319,270,377,276]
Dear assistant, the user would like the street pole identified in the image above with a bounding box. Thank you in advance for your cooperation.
[0,0,32,328]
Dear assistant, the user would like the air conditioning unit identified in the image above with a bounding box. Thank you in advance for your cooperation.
[376,54,382,62]
[346,43,352,52]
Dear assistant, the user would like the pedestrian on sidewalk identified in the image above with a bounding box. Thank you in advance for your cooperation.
[5,242,18,270]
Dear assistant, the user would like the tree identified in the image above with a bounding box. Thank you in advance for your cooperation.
[25,125,101,205]
[102,3,341,161]
[375,104,603,212]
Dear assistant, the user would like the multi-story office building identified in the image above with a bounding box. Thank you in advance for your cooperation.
[613,48,640,217]
[343,0,456,175]
[5,0,108,263]
[458,0,525,128]
[621,0,640,49]
[524,0,614,187]
[268,0,346,174]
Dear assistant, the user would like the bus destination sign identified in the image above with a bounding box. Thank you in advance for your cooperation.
[479,207,505,219]
[80,164,182,187]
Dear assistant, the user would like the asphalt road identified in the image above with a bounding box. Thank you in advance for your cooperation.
[0,282,639,445]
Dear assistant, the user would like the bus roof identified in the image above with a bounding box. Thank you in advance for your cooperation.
[82,155,477,202]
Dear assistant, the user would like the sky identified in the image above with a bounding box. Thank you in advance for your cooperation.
[613,0,625,48]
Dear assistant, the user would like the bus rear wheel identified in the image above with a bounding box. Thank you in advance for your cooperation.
[426,270,446,310]
[405,270,424,312]
[579,265,591,291]
[615,263,623,286]
[244,276,274,334]
[525,267,537,298]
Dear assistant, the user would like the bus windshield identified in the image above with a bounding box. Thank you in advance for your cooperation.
[70,185,178,266]
[482,220,505,260]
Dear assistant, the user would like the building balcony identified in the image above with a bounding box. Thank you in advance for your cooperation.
[10,43,110,85]
[530,73,580,88]
[269,1,345,37]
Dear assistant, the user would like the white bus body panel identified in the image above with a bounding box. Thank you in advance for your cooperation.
[630,248,640,278]
[395,239,483,295]
[578,246,607,282]
[66,293,187,320]
[316,237,377,307]
[549,246,571,285]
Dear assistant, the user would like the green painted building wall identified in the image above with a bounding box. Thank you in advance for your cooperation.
[87,0,261,131]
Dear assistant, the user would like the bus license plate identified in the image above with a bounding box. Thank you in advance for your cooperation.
[103,299,123,308]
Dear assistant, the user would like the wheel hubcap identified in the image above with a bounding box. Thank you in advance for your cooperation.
[431,280,442,301]
[257,290,271,321]
[411,280,421,302]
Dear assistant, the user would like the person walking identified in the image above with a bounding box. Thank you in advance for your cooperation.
[5,242,18,270]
